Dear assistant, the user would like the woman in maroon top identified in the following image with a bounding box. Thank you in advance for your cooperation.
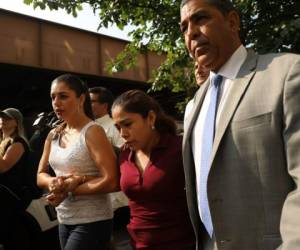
[112,90,195,250]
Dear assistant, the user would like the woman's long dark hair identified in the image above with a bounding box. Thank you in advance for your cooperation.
[52,74,93,119]
[112,90,177,136]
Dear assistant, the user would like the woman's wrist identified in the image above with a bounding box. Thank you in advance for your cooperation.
[69,175,86,187]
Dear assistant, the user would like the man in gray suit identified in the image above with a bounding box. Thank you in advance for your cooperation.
[180,0,300,249]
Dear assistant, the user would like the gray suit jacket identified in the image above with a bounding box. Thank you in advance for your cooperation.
[183,50,300,250]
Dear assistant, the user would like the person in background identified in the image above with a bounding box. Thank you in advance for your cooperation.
[89,87,124,148]
[180,0,300,249]
[89,86,130,250]
[37,74,118,250]
[195,61,210,86]
[0,108,30,250]
[112,89,195,250]
[185,61,210,121]
[89,86,128,209]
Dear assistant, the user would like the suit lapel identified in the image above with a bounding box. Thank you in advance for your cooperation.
[182,79,210,241]
[211,50,258,162]
[183,79,209,149]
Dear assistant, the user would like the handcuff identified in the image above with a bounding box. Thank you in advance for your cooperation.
[68,191,75,201]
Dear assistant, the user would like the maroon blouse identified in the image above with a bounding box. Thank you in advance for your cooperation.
[119,134,195,250]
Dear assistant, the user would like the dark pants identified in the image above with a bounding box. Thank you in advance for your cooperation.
[59,219,113,250]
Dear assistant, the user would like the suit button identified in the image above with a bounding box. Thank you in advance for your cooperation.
[219,239,231,247]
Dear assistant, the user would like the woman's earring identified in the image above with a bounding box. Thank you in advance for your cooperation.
[151,125,155,130]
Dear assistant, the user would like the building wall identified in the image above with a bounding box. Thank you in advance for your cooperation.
[0,9,165,83]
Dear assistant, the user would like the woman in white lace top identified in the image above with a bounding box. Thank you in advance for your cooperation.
[37,74,118,250]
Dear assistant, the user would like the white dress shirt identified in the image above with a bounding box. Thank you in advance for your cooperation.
[185,45,247,220]
[95,114,128,210]
[95,114,124,148]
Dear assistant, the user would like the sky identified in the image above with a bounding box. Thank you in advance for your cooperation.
[0,0,132,41]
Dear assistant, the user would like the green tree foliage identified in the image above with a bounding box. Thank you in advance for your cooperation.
[24,0,300,112]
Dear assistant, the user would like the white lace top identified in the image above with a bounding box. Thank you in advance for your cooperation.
[49,121,113,225]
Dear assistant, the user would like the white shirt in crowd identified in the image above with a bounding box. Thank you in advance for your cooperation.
[95,114,128,210]
[95,114,124,148]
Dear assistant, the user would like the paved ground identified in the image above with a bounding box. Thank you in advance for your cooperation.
[111,228,133,250]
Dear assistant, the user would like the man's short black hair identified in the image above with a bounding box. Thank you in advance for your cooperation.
[89,87,114,111]
[180,0,236,16]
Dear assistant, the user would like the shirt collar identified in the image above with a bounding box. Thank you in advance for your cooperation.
[210,45,247,81]
[96,114,110,123]
[127,133,172,162]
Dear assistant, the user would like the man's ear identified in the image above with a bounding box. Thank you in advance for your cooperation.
[103,103,109,113]
[227,10,240,33]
